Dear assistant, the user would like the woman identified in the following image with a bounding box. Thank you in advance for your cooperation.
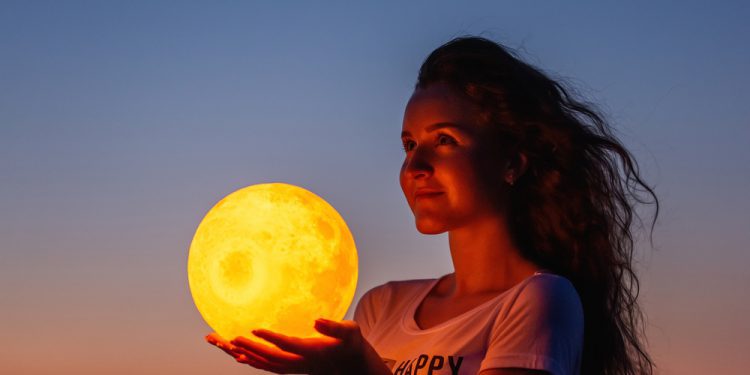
[207,36,659,375]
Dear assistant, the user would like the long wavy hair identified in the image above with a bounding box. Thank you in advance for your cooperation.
[416,36,659,375]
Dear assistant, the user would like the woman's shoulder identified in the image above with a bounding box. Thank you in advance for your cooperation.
[511,272,584,318]
[525,271,578,293]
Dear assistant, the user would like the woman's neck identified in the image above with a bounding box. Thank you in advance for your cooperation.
[446,214,539,297]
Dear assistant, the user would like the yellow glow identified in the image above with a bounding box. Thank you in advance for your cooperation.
[188,183,358,342]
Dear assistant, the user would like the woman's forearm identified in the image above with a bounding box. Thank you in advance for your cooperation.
[338,338,392,375]
[360,340,393,375]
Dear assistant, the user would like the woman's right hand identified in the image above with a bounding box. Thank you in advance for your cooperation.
[206,318,392,375]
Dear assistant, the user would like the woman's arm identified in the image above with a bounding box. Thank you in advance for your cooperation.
[358,336,393,375]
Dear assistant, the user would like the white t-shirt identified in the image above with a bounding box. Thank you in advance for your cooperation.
[353,271,584,375]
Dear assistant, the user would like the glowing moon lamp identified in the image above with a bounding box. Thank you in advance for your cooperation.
[188,182,358,342]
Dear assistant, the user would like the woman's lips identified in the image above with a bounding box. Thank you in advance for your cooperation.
[415,192,443,200]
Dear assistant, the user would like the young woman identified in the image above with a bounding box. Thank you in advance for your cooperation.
[207,36,659,375]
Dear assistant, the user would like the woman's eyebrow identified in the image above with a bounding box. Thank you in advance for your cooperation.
[401,122,469,138]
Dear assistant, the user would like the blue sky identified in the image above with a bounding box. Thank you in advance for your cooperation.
[1,1,749,374]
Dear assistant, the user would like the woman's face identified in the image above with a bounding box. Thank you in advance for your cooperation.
[400,82,510,234]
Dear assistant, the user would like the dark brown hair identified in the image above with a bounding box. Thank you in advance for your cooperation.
[417,36,659,375]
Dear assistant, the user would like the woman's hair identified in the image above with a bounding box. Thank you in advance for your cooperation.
[416,36,659,375]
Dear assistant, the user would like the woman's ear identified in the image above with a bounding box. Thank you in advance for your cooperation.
[504,152,528,185]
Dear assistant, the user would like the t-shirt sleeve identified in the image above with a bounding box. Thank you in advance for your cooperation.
[478,275,584,375]
[353,283,389,340]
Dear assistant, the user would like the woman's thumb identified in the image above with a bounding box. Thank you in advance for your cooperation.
[314,318,359,339]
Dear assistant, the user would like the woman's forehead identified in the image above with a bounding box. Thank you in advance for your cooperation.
[403,85,484,132]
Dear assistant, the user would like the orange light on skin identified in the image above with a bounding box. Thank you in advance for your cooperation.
[188,182,358,345]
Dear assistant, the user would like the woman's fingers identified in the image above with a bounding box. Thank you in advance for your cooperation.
[236,354,295,374]
[224,343,279,365]
[229,341,306,375]
[206,337,242,359]
[252,329,340,356]
[232,336,305,364]
[313,318,359,339]
[205,332,226,345]
[206,333,263,361]
[206,333,289,370]
[250,329,313,355]
[218,345,242,360]
[205,333,234,352]
[234,349,289,372]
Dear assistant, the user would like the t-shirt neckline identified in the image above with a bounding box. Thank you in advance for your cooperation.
[401,270,549,334]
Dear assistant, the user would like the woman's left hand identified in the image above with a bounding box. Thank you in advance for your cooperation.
[205,318,369,375]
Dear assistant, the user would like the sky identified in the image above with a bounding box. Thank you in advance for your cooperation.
[1,1,749,374]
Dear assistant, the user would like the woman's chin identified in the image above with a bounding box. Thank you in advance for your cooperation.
[415,217,449,234]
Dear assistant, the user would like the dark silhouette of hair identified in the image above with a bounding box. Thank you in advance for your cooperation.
[416,36,659,375]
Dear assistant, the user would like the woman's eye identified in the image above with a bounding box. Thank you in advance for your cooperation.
[437,134,456,145]
[402,135,455,152]
[402,140,415,152]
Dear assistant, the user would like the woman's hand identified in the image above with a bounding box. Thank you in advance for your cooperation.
[205,318,386,375]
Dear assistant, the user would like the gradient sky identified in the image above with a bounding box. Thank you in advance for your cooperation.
[2,1,749,374]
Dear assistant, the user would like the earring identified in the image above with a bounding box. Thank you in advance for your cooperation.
[505,161,514,186]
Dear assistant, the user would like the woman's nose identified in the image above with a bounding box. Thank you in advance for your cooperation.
[403,148,434,180]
